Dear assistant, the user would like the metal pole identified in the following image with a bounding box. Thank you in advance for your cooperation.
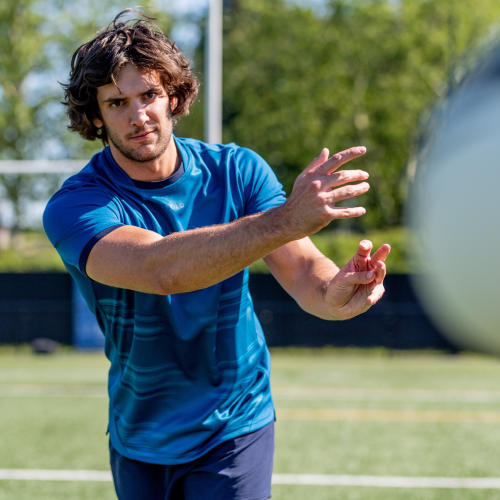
[205,0,223,144]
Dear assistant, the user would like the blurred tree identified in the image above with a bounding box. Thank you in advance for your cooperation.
[0,1,50,232]
[2,0,500,232]
[220,0,500,229]
[0,0,173,232]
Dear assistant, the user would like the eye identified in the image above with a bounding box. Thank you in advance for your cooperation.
[145,91,157,100]
[109,100,123,108]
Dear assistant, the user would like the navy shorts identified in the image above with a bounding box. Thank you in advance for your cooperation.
[109,422,275,500]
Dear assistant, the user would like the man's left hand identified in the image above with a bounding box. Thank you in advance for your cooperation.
[324,240,391,320]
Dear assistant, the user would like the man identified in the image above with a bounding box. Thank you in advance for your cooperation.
[44,10,390,500]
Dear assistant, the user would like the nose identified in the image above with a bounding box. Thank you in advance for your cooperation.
[129,100,148,127]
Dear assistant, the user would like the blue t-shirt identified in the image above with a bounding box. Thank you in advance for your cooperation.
[43,137,286,465]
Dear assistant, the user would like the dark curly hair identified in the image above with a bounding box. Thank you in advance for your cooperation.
[62,9,199,143]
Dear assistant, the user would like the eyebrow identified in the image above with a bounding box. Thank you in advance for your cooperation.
[101,86,165,103]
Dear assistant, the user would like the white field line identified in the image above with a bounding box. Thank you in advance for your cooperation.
[273,387,500,403]
[0,384,106,398]
[0,392,105,398]
[0,469,111,482]
[277,408,500,422]
[2,470,500,489]
[273,474,500,489]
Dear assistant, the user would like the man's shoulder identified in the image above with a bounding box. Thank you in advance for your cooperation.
[175,136,265,170]
[50,150,113,198]
[176,136,240,155]
[44,149,117,220]
[43,149,123,248]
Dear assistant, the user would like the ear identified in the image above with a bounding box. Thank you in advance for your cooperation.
[170,96,179,112]
[93,117,104,129]
[92,118,104,128]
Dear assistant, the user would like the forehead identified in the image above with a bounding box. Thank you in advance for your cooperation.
[97,64,163,99]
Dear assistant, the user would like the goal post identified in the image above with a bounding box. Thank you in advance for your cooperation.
[0,160,85,175]
[0,160,86,230]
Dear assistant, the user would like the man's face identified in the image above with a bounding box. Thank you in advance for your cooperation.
[93,64,177,164]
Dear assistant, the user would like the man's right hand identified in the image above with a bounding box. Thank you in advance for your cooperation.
[279,146,370,239]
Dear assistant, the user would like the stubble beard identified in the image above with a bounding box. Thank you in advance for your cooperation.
[105,124,172,163]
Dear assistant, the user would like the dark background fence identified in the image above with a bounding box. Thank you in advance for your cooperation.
[251,273,454,350]
[0,272,455,350]
[0,273,72,345]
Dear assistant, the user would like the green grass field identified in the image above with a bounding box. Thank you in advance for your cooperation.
[1,347,500,499]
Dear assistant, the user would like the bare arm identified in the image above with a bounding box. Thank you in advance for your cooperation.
[86,208,290,294]
[86,147,370,295]
[264,238,391,320]
[263,237,340,319]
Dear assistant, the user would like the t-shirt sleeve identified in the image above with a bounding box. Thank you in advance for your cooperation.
[43,186,124,274]
[234,146,286,215]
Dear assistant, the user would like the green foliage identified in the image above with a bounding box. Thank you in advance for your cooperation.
[0,0,173,162]
[311,226,410,272]
[251,225,410,273]
[220,0,500,228]
[0,231,65,272]
[0,1,174,230]
[2,0,500,232]
[0,1,48,160]
[0,1,52,231]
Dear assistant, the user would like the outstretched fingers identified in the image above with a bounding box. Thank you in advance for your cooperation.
[326,206,367,219]
[322,169,370,191]
[303,145,370,208]
[286,145,372,236]
[313,146,367,176]
[325,178,370,204]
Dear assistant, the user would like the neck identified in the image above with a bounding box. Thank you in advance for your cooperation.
[109,137,180,182]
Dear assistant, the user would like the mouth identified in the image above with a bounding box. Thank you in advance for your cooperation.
[129,130,155,141]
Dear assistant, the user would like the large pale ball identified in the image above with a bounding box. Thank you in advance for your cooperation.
[409,44,500,353]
